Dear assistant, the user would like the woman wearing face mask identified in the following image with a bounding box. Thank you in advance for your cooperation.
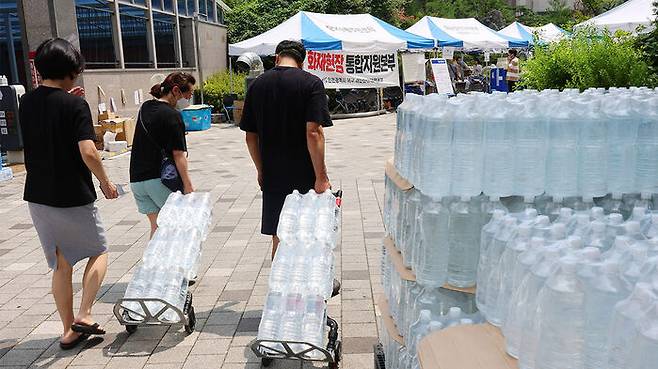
[129,71,196,236]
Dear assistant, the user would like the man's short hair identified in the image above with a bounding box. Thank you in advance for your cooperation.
[508,49,518,56]
[275,40,306,65]
[35,38,85,80]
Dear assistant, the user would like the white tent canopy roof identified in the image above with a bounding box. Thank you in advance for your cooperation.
[498,22,568,44]
[575,0,656,33]
[406,16,529,50]
[228,11,435,56]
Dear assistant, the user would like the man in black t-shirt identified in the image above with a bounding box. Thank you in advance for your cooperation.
[240,40,333,259]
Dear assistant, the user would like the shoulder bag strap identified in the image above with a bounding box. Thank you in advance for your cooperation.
[137,105,168,158]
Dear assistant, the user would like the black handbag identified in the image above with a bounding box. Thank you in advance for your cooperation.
[137,107,184,192]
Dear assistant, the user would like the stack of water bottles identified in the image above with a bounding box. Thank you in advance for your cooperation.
[122,192,212,322]
[477,200,658,369]
[395,88,658,202]
[0,153,12,182]
[257,190,339,356]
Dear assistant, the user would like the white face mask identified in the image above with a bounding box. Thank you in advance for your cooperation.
[176,97,191,110]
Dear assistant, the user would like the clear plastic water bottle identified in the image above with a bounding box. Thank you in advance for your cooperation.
[518,247,562,369]
[606,283,657,369]
[416,196,450,288]
[582,261,628,369]
[634,97,658,196]
[301,295,326,350]
[605,96,640,197]
[258,292,284,345]
[567,213,592,238]
[411,287,444,325]
[484,216,518,325]
[605,213,626,249]
[447,196,481,288]
[276,190,301,242]
[535,257,586,369]
[401,190,422,268]
[576,98,607,199]
[476,209,507,314]
[278,293,304,349]
[483,103,514,197]
[421,96,453,199]
[627,301,658,369]
[546,100,579,200]
[450,98,483,197]
[495,224,532,327]
[406,310,431,355]
[514,104,547,199]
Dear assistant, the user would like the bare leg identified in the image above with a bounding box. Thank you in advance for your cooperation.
[271,235,280,261]
[147,213,158,238]
[52,248,79,344]
[75,253,108,326]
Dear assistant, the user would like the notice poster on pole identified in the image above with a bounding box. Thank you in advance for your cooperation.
[442,47,455,60]
[430,58,454,95]
[304,50,400,89]
[401,52,426,83]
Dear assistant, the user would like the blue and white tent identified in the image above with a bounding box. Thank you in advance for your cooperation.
[498,21,536,45]
[228,11,436,56]
[407,16,529,50]
[499,22,569,44]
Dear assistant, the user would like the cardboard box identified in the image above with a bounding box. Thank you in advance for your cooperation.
[417,324,518,369]
[385,158,413,191]
[100,117,135,146]
[98,111,118,121]
[93,124,104,150]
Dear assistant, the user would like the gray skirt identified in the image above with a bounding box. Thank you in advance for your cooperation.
[28,202,108,270]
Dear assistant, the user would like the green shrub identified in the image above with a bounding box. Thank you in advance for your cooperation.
[197,70,247,112]
[520,28,655,90]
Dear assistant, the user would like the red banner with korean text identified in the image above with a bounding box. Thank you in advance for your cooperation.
[304,50,399,89]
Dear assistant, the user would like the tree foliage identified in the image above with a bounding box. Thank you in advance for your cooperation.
[635,1,658,79]
[520,29,655,90]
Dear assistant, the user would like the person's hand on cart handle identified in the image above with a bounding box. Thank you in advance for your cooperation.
[315,175,331,194]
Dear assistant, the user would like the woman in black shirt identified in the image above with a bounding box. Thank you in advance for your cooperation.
[19,38,119,350]
[129,72,195,236]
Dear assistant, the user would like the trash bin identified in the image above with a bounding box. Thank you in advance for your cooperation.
[181,105,212,131]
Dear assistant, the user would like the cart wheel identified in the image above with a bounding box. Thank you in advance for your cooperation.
[261,358,273,367]
[126,325,138,334]
[184,306,196,334]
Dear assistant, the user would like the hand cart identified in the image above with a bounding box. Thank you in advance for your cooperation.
[251,316,342,368]
[251,189,344,368]
[113,290,196,334]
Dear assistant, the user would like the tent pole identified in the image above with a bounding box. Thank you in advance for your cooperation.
[399,50,405,99]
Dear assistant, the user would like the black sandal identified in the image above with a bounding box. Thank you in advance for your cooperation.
[59,333,90,350]
[71,322,106,335]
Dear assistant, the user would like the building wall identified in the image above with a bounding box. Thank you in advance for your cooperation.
[514,0,576,12]
[82,68,198,120]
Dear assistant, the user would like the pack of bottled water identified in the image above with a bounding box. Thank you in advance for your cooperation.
[121,191,212,323]
[157,192,213,239]
[0,167,12,182]
[473,200,658,369]
[395,88,658,201]
[256,189,340,356]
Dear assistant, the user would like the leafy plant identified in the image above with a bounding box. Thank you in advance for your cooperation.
[520,28,655,90]
[198,70,247,112]
[635,1,658,81]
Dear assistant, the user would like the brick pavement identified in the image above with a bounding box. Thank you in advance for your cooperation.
[0,113,395,369]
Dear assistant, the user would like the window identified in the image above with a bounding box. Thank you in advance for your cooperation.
[153,12,176,68]
[198,0,207,20]
[119,5,150,68]
[75,0,117,68]
[187,0,195,15]
[163,0,174,12]
[177,0,188,16]
[216,3,224,24]
[0,2,26,85]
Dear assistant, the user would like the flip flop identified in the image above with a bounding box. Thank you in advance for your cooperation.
[71,322,106,335]
[59,333,90,350]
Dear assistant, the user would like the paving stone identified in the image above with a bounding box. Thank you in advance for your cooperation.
[235,318,260,333]
[218,289,252,301]
[183,354,225,369]
[341,336,379,354]
[0,348,44,366]
[341,270,371,280]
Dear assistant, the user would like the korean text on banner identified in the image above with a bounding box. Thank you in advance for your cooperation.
[430,58,455,95]
[304,50,400,89]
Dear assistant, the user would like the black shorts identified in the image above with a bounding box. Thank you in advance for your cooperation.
[261,191,289,236]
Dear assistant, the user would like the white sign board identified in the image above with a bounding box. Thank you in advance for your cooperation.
[442,47,455,60]
[402,53,426,83]
[430,58,454,95]
[304,50,400,89]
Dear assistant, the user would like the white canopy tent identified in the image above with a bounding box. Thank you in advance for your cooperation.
[574,0,656,33]
[228,11,435,56]
[406,16,529,50]
[498,22,569,44]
